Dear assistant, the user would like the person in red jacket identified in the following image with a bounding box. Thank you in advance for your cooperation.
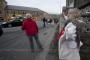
[22,13,43,52]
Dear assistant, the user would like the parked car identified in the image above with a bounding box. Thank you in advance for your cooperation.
[0,21,7,25]
[2,18,25,28]
[0,19,7,27]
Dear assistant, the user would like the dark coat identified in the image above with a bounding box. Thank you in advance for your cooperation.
[0,26,3,36]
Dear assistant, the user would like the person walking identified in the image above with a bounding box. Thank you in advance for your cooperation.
[51,7,69,51]
[42,17,47,28]
[22,13,43,52]
[58,8,82,60]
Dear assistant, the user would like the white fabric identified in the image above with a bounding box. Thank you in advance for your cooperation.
[65,22,77,48]
[64,15,69,20]
[58,22,80,60]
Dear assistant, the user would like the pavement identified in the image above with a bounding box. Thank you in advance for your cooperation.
[2,27,21,33]
[0,24,59,60]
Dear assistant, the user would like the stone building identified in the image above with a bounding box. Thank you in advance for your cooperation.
[66,0,90,12]
[0,0,47,21]
[0,0,7,20]
[66,0,75,7]
[66,0,90,31]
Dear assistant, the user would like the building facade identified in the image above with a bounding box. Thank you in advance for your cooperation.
[66,0,75,7]
[66,0,90,10]
[0,0,47,21]
[0,0,7,20]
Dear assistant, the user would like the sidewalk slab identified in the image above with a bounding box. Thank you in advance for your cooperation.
[34,25,58,60]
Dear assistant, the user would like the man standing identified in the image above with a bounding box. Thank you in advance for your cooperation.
[22,13,43,52]
[59,7,69,32]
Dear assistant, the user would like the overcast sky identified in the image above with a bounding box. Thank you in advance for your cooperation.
[6,0,66,14]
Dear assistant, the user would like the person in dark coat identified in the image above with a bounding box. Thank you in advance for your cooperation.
[42,17,47,28]
[22,13,43,52]
[0,25,3,37]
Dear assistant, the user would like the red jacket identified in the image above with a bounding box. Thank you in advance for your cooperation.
[22,18,38,36]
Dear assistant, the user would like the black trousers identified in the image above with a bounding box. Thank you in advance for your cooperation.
[28,34,42,51]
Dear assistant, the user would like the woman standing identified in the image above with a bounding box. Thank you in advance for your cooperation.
[58,8,82,60]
